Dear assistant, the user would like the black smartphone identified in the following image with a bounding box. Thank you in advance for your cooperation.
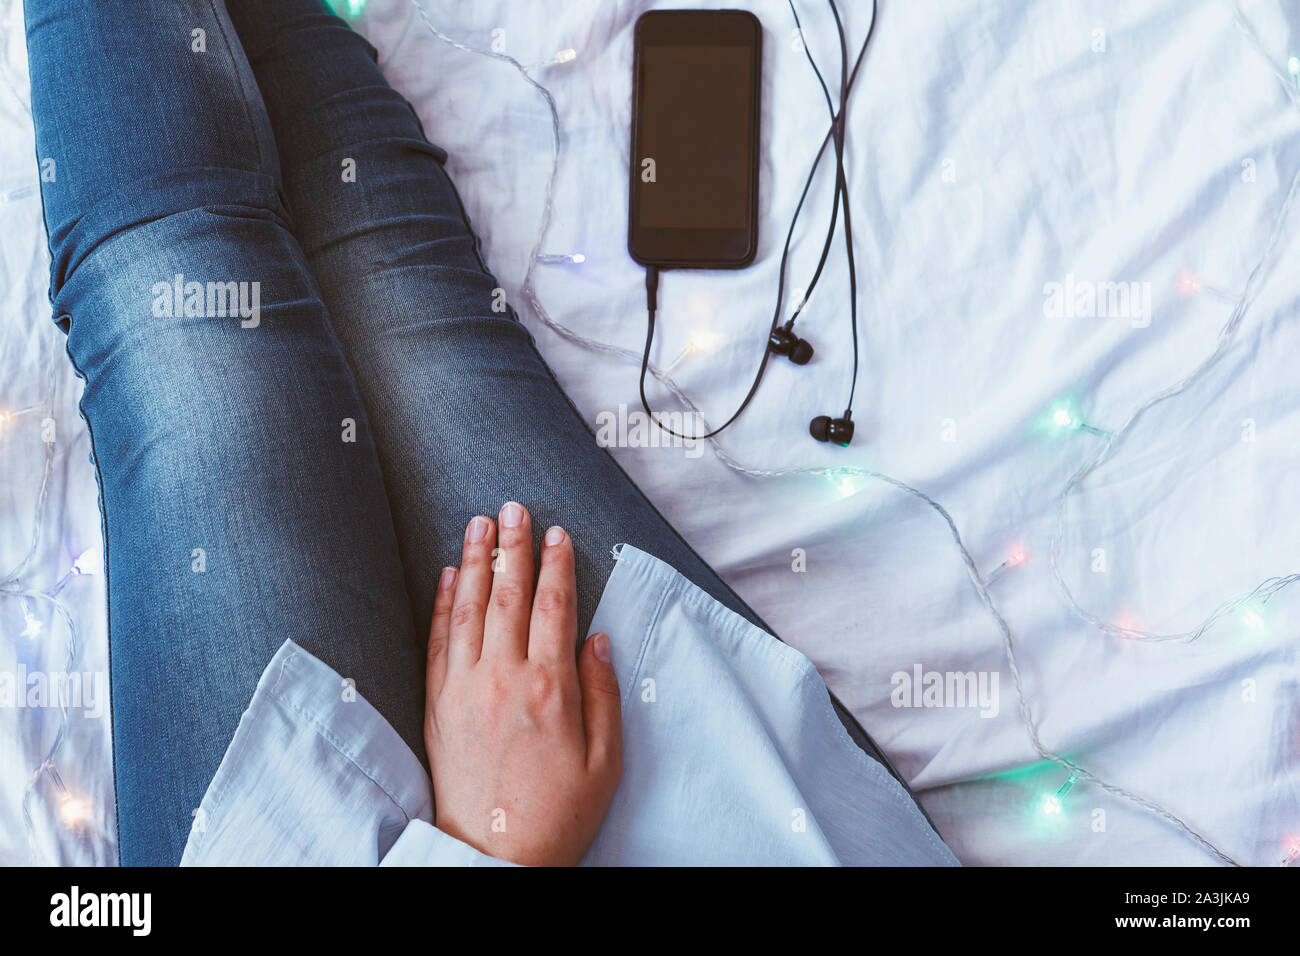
[628,9,762,269]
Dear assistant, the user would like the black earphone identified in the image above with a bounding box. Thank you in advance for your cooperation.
[810,411,854,446]
[768,322,814,365]
[639,0,876,446]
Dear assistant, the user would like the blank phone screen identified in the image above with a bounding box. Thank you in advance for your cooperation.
[636,44,754,230]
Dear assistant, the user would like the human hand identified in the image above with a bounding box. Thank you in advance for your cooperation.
[424,502,622,866]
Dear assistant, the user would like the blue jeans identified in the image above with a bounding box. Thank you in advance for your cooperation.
[25,0,901,865]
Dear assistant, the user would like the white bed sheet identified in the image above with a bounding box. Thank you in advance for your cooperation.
[2,0,1298,866]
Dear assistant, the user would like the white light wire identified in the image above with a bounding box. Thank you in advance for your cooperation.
[0,338,85,865]
[1048,3,1300,647]
[410,0,1300,865]
[1,0,91,864]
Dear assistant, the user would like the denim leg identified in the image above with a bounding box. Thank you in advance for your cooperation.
[24,0,428,864]
[224,0,906,784]
[222,0,760,632]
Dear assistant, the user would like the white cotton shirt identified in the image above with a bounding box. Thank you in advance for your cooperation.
[180,545,957,866]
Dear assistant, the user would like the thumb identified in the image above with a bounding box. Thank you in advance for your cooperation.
[578,632,622,777]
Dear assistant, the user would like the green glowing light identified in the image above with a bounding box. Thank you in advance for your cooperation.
[1039,396,1083,434]
[1032,392,1089,438]
[1041,773,1078,816]
[832,473,858,498]
[1241,605,1268,637]
[327,0,366,17]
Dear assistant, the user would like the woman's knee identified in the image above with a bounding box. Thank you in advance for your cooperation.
[46,166,290,303]
[50,185,344,433]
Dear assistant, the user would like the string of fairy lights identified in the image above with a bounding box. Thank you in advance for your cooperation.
[0,0,1295,866]
[407,0,1300,865]
[1,1,105,865]
[0,320,102,862]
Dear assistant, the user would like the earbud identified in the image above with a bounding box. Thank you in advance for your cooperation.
[768,323,814,365]
[810,410,854,446]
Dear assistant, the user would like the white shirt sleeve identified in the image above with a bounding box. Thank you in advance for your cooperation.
[183,545,956,867]
[380,820,517,867]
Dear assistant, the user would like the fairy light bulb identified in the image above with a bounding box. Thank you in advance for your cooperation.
[1111,614,1143,642]
[986,544,1029,585]
[1284,838,1300,865]
[1289,56,1300,76]
[21,608,43,639]
[1044,401,1110,438]
[1041,773,1078,815]
[825,470,859,498]
[72,546,101,576]
[1176,271,1202,295]
[0,184,38,204]
[665,327,723,374]
[529,48,579,71]
[689,328,718,352]
[59,794,90,827]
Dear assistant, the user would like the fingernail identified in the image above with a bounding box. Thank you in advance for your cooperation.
[544,525,565,546]
[501,501,524,528]
[467,516,489,542]
[439,567,457,590]
[591,632,610,662]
